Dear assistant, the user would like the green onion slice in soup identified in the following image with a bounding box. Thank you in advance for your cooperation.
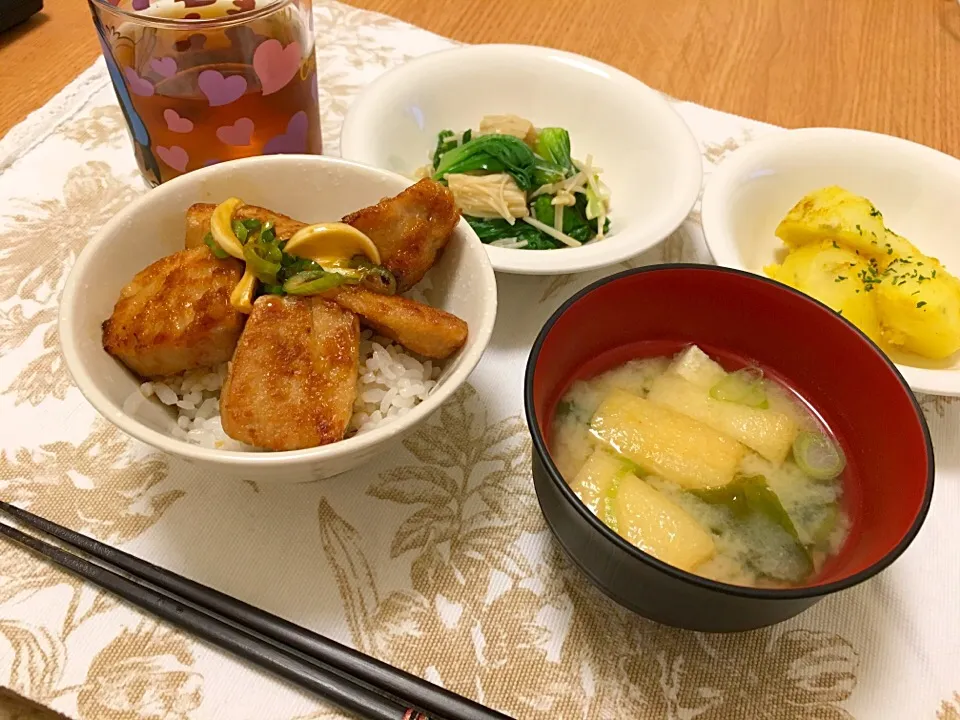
[709,368,769,409]
[793,431,847,481]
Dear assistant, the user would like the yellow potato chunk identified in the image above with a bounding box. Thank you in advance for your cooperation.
[614,473,715,572]
[775,186,919,260]
[569,449,629,516]
[876,256,960,360]
[764,242,883,343]
[590,390,745,490]
[647,373,798,465]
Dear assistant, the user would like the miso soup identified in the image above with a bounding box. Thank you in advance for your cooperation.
[549,345,851,588]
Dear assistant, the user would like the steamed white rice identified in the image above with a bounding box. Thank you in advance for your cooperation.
[124,330,441,451]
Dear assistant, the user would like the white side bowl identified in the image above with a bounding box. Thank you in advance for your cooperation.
[700,127,960,396]
[340,44,703,276]
[60,155,498,483]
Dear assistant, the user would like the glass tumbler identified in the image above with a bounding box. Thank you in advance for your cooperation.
[88,0,322,187]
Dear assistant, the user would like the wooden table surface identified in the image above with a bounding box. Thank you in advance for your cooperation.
[1,0,958,156]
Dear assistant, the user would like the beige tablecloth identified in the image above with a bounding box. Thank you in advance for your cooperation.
[1,2,958,718]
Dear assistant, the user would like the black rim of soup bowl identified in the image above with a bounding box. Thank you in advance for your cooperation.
[523,263,935,631]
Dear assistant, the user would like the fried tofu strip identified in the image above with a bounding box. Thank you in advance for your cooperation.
[325,285,467,360]
[220,296,359,451]
[184,179,459,292]
[102,247,246,378]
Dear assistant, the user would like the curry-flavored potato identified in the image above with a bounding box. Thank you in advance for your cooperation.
[765,242,883,343]
[775,186,919,260]
[876,256,960,360]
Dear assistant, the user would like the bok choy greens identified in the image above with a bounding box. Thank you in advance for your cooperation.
[419,114,611,250]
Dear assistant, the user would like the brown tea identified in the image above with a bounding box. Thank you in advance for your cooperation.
[90,0,321,186]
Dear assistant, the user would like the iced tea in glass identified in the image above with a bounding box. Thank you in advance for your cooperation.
[88,0,321,187]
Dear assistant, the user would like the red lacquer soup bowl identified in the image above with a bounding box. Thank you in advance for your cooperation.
[524,264,934,631]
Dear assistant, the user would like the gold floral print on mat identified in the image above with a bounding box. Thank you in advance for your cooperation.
[76,622,203,720]
[0,420,177,544]
[56,106,127,150]
[0,549,128,706]
[0,306,54,357]
[939,692,960,720]
[917,394,960,421]
[0,621,66,705]
[314,0,419,69]
[0,161,139,405]
[537,226,698,305]
[0,161,138,302]
[320,384,538,646]
[0,543,75,607]
[319,386,859,718]
[703,132,753,165]
[0,420,185,712]
[289,711,345,720]
[6,320,68,406]
[313,68,367,143]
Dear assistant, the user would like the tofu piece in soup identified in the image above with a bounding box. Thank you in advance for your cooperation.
[589,390,744,490]
[647,373,798,464]
[613,473,715,572]
[669,345,727,389]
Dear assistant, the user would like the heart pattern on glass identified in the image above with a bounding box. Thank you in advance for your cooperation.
[198,70,247,107]
[156,145,189,172]
[163,109,194,134]
[122,67,155,97]
[264,111,308,154]
[150,56,177,78]
[216,118,255,146]
[253,39,302,96]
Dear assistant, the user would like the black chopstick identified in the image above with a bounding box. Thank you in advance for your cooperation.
[0,521,422,720]
[0,502,514,720]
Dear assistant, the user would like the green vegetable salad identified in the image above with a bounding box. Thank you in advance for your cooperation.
[420,114,611,250]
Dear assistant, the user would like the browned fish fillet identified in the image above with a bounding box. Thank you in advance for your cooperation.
[342,179,459,292]
[184,179,459,292]
[102,246,246,378]
[220,296,359,451]
[325,285,467,360]
[184,203,305,249]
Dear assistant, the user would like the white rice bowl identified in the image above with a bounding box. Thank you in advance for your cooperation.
[124,329,441,451]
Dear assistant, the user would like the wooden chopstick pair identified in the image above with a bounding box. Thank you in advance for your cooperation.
[0,501,514,720]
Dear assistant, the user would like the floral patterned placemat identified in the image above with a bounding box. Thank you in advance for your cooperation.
[1,2,959,718]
